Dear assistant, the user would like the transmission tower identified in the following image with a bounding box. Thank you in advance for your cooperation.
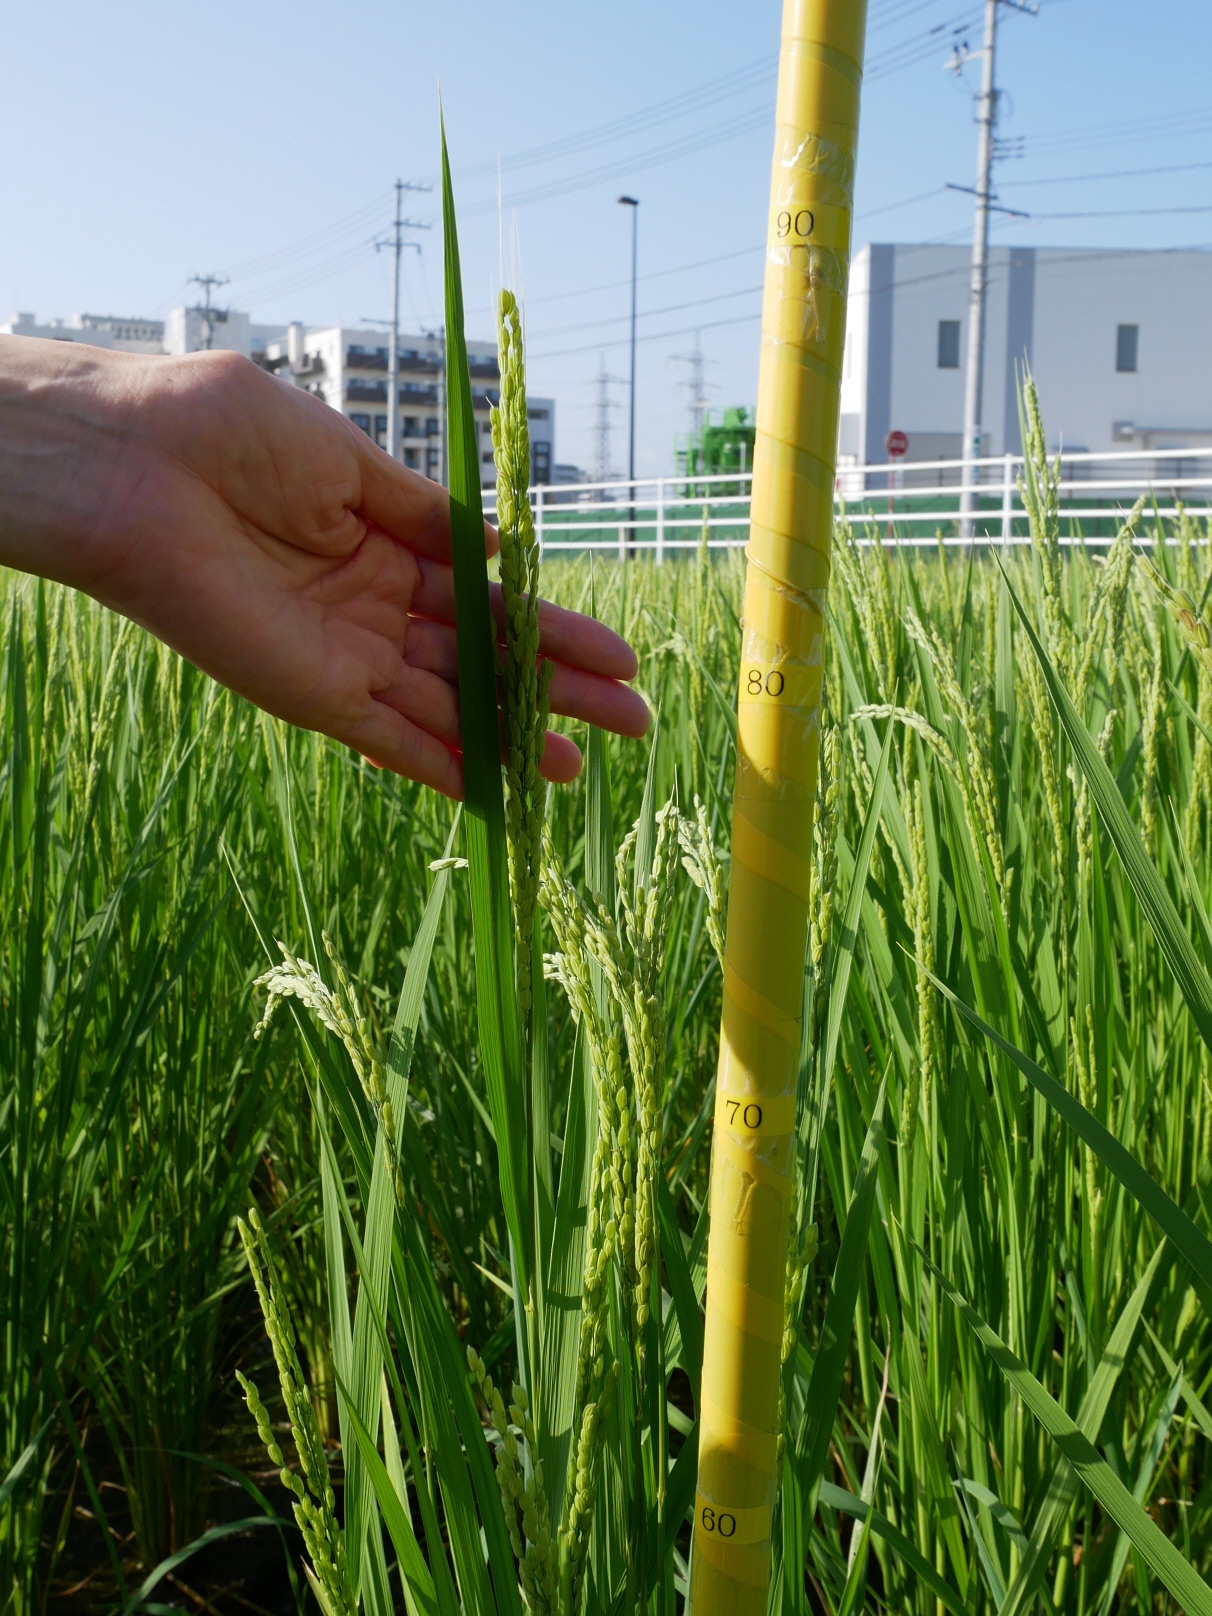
[671,331,710,441]
[189,273,229,350]
[594,356,624,484]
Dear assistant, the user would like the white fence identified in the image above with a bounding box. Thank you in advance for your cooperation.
[482,445,1212,559]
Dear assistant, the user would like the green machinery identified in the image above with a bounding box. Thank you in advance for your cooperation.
[676,406,756,489]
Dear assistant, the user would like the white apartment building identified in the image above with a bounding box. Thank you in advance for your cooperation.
[260,325,555,488]
[840,244,1212,468]
[3,307,555,487]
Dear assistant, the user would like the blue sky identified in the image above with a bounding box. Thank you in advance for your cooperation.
[5,0,1211,475]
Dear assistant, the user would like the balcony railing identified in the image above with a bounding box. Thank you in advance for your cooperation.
[480,445,1212,561]
[345,350,447,375]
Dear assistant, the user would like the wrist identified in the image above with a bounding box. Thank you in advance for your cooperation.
[0,336,157,595]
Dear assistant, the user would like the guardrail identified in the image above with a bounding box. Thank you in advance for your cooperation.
[481,445,1212,558]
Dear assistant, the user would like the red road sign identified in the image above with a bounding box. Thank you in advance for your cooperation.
[886,429,909,458]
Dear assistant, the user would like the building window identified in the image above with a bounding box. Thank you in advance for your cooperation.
[533,442,551,484]
[375,414,388,448]
[427,447,440,471]
[937,320,961,370]
[426,417,439,437]
[529,407,549,422]
[404,448,420,469]
[1116,324,1138,373]
[350,413,371,435]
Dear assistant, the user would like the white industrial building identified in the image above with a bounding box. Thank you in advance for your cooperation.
[1,310,167,353]
[840,244,1212,469]
[1,306,555,487]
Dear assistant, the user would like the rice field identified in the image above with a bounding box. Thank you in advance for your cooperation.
[6,372,1212,1614]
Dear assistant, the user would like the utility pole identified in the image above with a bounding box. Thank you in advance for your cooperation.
[375,180,431,462]
[618,195,639,552]
[189,273,229,350]
[953,0,1034,536]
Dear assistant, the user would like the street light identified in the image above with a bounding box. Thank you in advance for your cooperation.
[618,195,639,555]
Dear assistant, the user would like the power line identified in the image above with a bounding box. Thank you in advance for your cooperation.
[454,54,778,183]
[869,0,963,34]
[219,192,391,284]
[867,5,985,80]
[461,105,774,217]
[999,157,1212,189]
[465,241,765,320]
[206,14,999,316]
[532,311,762,365]
[1027,202,1212,221]
[526,280,763,344]
[1026,104,1212,157]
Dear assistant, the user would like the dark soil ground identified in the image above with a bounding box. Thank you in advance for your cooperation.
[46,1422,313,1615]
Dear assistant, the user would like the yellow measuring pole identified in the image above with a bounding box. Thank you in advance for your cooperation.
[689,1,867,1609]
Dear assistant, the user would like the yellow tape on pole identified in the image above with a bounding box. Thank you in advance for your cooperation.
[688,3,867,1611]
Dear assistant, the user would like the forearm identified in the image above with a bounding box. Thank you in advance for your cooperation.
[0,337,150,595]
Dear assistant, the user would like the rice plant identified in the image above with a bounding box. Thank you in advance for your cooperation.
[6,160,1212,1616]
[229,135,1212,1616]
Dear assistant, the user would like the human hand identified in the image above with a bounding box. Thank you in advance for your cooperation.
[0,340,649,798]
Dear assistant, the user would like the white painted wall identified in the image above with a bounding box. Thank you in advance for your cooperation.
[838,244,870,459]
[1031,249,1212,451]
[843,243,1212,461]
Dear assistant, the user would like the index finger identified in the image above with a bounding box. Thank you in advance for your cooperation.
[354,432,499,564]
[411,556,639,683]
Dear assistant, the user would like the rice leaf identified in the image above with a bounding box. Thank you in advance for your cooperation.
[386,810,460,1111]
[1003,563,1212,1053]
[924,968,1212,1304]
[821,720,893,1086]
[119,1519,280,1616]
[998,1242,1165,1616]
[818,1483,974,1616]
[1094,1368,1184,1616]
[923,1251,1212,1616]
[335,1370,441,1616]
[440,115,530,1292]
[656,1175,703,1400]
[795,1073,888,1504]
